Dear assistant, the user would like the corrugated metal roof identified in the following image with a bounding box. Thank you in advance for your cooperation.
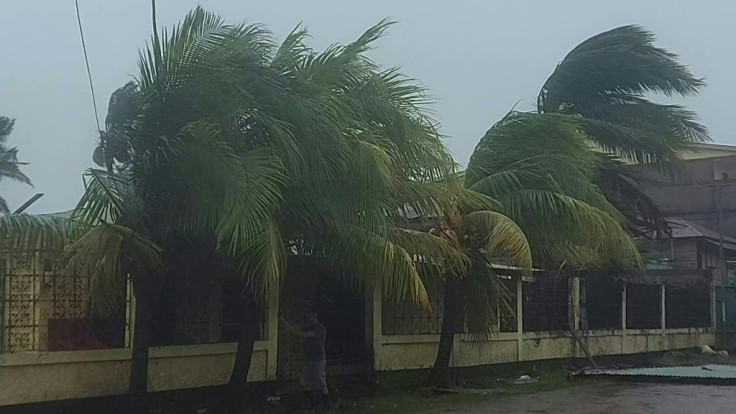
[584,365,736,380]
[668,217,736,251]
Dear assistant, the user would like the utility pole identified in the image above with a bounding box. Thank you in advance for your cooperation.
[718,183,726,284]
[715,159,727,285]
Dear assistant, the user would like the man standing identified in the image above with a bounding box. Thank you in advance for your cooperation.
[281,307,330,409]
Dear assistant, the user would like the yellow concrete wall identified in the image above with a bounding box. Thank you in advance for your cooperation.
[454,337,518,366]
[0,341,273,407]
[376,339,439,371]
[373,330,715,372]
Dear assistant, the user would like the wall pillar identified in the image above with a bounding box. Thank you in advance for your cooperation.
[516,275,523,361]
[711,274,717,330]
[660,285,667,332]
[569,276,581,358]
[621,282,627,353]
[569,276,580,331]
[365,283,382,372]
[265,287,279,380]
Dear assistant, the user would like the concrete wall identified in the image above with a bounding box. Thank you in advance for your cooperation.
[0,341,276,406]
[372,329,715,372]
[370,276,716,372]
[0,286,281,407]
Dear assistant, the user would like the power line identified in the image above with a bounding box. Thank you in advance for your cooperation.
[74,0,101,132]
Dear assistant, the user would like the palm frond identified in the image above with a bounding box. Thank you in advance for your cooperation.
[236,220,287,302]
[537,25,709,163]
[0,116,32,190]
[73,169,132,226]
[61,224,163,318]
[461,211,532,273]
[216,148,286,255]
[0,213,72,251]
[539,25,704,113]
[316,222,429,304]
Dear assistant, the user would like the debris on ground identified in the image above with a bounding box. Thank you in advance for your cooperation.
[512,375,539,385]
[579,364,736,384]
[701,345,717,355]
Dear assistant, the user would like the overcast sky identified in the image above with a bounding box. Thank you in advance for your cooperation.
[1,1,733,214]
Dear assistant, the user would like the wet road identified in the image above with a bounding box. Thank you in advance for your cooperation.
[429,382,736,414]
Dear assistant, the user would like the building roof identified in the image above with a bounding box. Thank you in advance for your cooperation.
[678,143,736,161]
[668,217,736,251]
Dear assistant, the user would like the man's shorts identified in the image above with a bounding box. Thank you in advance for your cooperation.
[301,359,328,393]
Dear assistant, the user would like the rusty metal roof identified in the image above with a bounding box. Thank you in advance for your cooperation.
[584,365,736,383]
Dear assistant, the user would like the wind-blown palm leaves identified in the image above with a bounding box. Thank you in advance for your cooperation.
[0,117,32,214]
[32,8,490,412]
[538,25,709,233]
[466,111,640,269]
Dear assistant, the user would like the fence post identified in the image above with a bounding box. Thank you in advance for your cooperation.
[569,276,580,331]
[516,275,523,361]
[365,282,382,374]
[0,257,4,353]
[569,276,580,358]
[621,282,627,353]
[711,274,717,331]
[660,285,667,333]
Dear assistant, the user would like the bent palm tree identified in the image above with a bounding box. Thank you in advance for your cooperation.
[430,112,641,386]
[0,117,32,214]
[538,25,709,233]
[429,25,708,386]
[16,9,476,413]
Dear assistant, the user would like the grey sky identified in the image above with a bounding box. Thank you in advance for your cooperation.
[2,1,733,214]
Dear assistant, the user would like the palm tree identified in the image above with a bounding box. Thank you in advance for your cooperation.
[0,117,32,214]
[427,206,533,386]
[213,18,522,412]
[53,9,292,412]
[429,112,640,386]
[537,25,709,232]
[429,25,708,386]
[0,8,492,413]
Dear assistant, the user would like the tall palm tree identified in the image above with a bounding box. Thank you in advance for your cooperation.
[429,25,707,387]
[538,25,709,233]
[0,117,32,214]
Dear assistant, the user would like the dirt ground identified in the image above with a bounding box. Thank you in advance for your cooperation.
[425,382,736,414]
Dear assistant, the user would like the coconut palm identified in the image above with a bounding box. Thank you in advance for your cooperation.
[428,25,708,386]
[0,117,32,214]
[538,25,709,233]
[429,112,641,386]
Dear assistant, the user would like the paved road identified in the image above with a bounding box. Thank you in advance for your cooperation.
[427,382,736,414]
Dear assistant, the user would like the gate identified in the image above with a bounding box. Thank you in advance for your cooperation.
[277,257,367,386]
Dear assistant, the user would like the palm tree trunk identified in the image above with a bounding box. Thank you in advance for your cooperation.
[223,294,262,413]
[128,285,151,414]
[429,277,461,387]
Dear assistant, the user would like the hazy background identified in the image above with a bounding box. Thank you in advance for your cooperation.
[1,0,733,213]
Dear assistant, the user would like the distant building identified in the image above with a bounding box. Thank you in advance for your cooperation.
[636,143,736,284]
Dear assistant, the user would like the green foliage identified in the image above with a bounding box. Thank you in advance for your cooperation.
[17,7,474,315]
[467,111,640,269]
[0,116,32,214]
[538,25,709,234]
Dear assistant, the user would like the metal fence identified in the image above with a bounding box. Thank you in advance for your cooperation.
[381,278,445,335]
[0,252,132,352]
